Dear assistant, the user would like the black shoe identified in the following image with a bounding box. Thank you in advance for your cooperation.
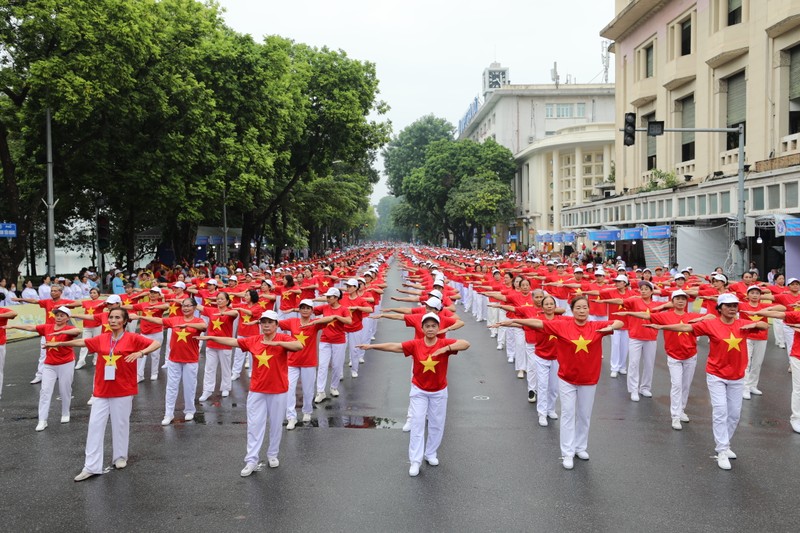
[528,390,537,403]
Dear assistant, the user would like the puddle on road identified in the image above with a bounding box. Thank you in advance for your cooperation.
[188,412,401,429]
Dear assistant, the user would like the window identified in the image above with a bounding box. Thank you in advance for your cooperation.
[721,191,731,212]
[680,95,695,162]
[687,197,696,216]
[768,185,780,209]
[790,45,800,134]
[728,0,742,26]
[726,72,746,150]
[645,113,657,170]
[557,104,573,118]
[645,45,654,78]
[709,194,718,214]
[665,199,672,215]
[786,182,799,208]
[576,103,586,118]
[679,198,686,217]
[681,19,692,56]
[545,104,555,118]
[698,195,706,215]
[752,187,764,211]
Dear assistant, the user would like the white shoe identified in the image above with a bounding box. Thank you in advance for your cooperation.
[672,418,682,430]
[742,389,751,400]
[538,415,548,427]
[35,421,47,431]
[517,370,524,379]
[680,412,690,423]
[314,392,327,403]
[348,361,352,367]
[562,456,574,470]
[619,369,627,375]
[409,462,421,476]
[330,388,339,397]
[161,363,168,369]
[286,419,297,430]
[717,454,732,470]
[150,375,158,381]
[87,396,95,406]
[161,416,173,426]
[75,360,86,370]
[425,456,439,466]
[610,371,618,378]
[791,420,800,434]
[232,373,240,381]
[359,358,365,363]
[60,415,70,424]
[576,451,590,461]
[137,376,145,383]
[496,344,504,350]
[222,390,229,398]
[199,392,212,401]
[630,393,640,402]
[725,449,737,459]
[268,457,279,468]
[402,419,412,432]
[351,371,358,378]
[185,413,194,421]
[370,337,375,341]
[302,413,311,423]
[547,411,559,420]
[640,390,652,398]
[74,470,97,482]
[750,388,763,396]
[241,463,257,477]
[30,376,42,384]
[114,458,127,469]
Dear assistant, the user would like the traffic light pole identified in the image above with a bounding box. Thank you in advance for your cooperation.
[624,124,746,277]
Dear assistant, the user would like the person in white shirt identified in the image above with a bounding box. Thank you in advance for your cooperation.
[38,276,52,300]
[21,280,39,300]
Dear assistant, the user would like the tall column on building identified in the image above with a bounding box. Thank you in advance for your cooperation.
[552,149,561,232]
[575,146,584,207]
[603,144,612,186]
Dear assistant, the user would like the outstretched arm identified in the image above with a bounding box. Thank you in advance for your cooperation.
[357,342,404,353]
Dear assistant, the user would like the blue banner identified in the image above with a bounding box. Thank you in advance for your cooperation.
[552,233,563,243]
[588,230,621,242]
[563,232,576,243]
[776,219,800,237]
[642,225,672,239]
[0,223,16,238]
[622,228,643,240]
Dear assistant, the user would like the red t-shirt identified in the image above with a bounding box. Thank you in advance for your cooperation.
[600,288,629,329]
[783,311,800,359]
[235,303,264,337]
[163,316,205,363]
[623,297,661,341]
[133,302,164,334]
[341,293,371,333]
[0,307,11,344]
[39,298,74,325]
[691,318,751,380]
[739,300,771,341]
[529,313,565,360]
[237,333,293,393]
[401,337,458,392]
[514,305,544,344]
[85,332,154,397]
[314,304,349,344]
[775,292,800,313]
[278,318,326,367]
[648,310,703,360]
[202,307,236,349]
[81,299,107,328]
[542,319,614,385]
[35,324,76,365]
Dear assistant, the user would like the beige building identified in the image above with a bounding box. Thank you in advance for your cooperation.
[560,0,800,274]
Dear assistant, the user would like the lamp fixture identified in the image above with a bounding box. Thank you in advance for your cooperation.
[756,236,763,244]
[632,240,637,245]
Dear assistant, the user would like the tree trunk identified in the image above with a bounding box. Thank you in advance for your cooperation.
[239,211,257,265]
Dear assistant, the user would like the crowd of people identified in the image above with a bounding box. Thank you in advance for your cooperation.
[1,244,798,480]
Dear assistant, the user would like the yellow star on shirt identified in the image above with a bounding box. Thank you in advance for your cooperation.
[523,302,533,307]
[45,336,59,352]
[168,304,179,315]
[723,333,743,352]
[571,335,591,353]
[48,311,55,319]
[258,300,268,309]
[103,354,121,368]
[144,310,153,317]
[420,355,440,373]
[575,288,583,295]
[254,351,273,368]
[548,334,558,341]
[748,314,762,322]
[85,307,95,316]
[556,279,564,285]
[677,320,687,336]
[198,282,206,288]
[322,281,330,287]
[103,323,112,332]
[211,318,223,331]
[123,299,132,305]
[793,305,800,312]
[295,331,309,346]
[175,330,191,342]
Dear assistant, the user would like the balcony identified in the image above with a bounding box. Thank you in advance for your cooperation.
[780,132,800,156]
[719,147,745,172]
[675,160,696,176]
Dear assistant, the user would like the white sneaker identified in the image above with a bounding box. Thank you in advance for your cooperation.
[742,389,751,400]
[528,390,537,403]
[359,358,365,363]
[199,392,212,401]
[538,415,548,427]
[60,415,70,424]
[30,376,42,384]
[137,376,145,383]
[610,371,618,378]
[717,454,732,470]
[750,388,763,396]
[185,413,194,421]
[640,390,652,398]
[619,369,627,375]
[302,413,311,423]
[150,375,158,381]
[161,416,173,426]
[161,363,167,369]
[680,412,690,423]
[562,456,574,470]
[547,411,559,420]
[35,421,47,431]
[348,361,352,367]
[672,418,682,430]
[409,462,421,476]
[75,360,86,370]
[330,388,339,397]
[425,456,439,466]
[351,371,358,378]
[496,344,504,350]
[268,457,279,468]
[507,358,514,364]
[114,458,127,469]
[286,419,297,430]
[725,449,737,459]
[74,470,97,482]
[791,420,800,434]
[232,373,240,381]
[314,392,327,403]
[222,390,229,398]
[87,396,95,406]
[631,393,640,402]
[576,451,590,461]
[240,463,257,477]
[402,419,412,432]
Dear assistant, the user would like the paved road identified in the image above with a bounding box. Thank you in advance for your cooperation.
[1,264,799,532]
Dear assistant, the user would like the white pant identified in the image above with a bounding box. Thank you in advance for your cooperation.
[317,342,346,392]
[773,318,786,346]
[35,337,46,379]
[536,357,559,417]
[496,309,507,347]
[203,347,232,394]
[744,339,767,391]
[511,327,526,372]
[408,384,448,464]
[667,355,697,418]
[39,361,74,421]
[245,391,287,464]
[77,326,102,364]
[783,323,796,360]
[627,339,657,394]
[165,361,198,417]
[347,329,365,373]
[0,344,5,399]
[84,396,133,474]
[525,343,538,392]
[558,379,596,458]
[487,305,499,333]
[137,332,162,379]
[706,374,744,453]
[791,357,800,424]
[287,366,316,420]
[610,330,629,372]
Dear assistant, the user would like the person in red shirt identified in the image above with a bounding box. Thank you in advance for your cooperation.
[0,306,18,401]
[739,286,771,399]
[47,308,160,481]
[74,288,107,369]
[5,306,81,430]
[127,287,167,382]
[138,298,207,425]
[358,313,470,477]
[200,310,302,475]
[764,277,800,361]
[650,293,767,470]
[341,278,374,378]
[279,299,337,429]
[196,292,239,400]
[312,288,352,402]
[599,275,632,378]
[507,296,623,470]
[231,290,268,381]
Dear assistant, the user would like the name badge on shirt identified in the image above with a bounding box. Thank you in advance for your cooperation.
[104,365,116,381]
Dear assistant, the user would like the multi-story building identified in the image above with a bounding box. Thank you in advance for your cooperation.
[560,0,800,276]
[457,63,615,249]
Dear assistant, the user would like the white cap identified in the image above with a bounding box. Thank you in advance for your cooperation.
[428,289,443,300]
[55,306,71,316]
[674,273,685,280]
[595,269,606,276]
[671,290,688,300]
[173,281,186,289]
[149,287,162,295]
[746,285,762,292]
[586,263,594,269]
[614,275,629,284]
[229,275,238,282]
[711,274,727,283]
[638,280,654,289]
[421,312,440,324]
[617,266,626,271]
[788,277,800,285]
[424,297,443,311]
[235,268,243,273]
[105,294,122,305]
[260,310,279,321]
[345,278,359,287]
[717,293,740,305]
[299,299,315,308]
[325,288,342,298]
[263,279,274,287]
[207,279,218,285]
[574,268,583,273]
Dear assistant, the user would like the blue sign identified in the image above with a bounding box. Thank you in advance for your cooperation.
[457,97,481,136]
[776,219,800,237]
[0,223,16,238]
[588,230,621,242]
[552,233,564,243]
[642,225,672,239]
[563,232,576,243]
[622,228,643,240]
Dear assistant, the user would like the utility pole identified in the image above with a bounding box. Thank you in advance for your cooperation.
[44,108,57,277]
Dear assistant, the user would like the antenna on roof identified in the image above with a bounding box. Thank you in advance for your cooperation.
[601,40,611,84]
[550,62,559,89]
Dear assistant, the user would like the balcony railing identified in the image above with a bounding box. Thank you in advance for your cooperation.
[780,132,800,156]
[675,160,696,176]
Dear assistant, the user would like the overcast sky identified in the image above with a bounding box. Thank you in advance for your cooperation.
[216,0,617,203]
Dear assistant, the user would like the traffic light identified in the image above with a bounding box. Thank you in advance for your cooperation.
[97,215,110,251]
[624,112,637,146]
